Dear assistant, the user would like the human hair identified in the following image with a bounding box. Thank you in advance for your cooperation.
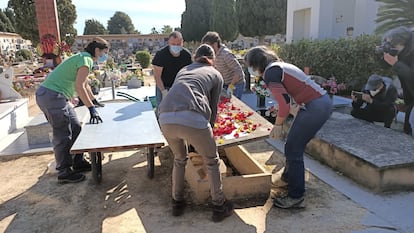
[194,44,215,65]
[168,31,183,40]
[201,31,222,48]
[244,46,281,73]
[383,26,412,47]
[84,37,110,57]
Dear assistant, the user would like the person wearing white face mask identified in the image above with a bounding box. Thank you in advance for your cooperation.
[36,37,109,184]
[152,31,192,109]
[351,74,398,128]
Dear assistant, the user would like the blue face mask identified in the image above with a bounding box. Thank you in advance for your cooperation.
[98,53,107,63]
[248,67,261,77]
[169,45,183,54]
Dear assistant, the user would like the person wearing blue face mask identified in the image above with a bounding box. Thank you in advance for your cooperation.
[36,37,109,184]
[152,31,192,109]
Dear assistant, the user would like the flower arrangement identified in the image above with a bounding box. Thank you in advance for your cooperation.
[321,77,346,95]
[252,77,271,97]
[87,73,100,87]
[36,34,72,58]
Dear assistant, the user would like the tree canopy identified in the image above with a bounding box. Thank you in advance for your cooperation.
[7,0,38,44]
[237,0,286,43]
[161,25,173,34]
[209,0,238,42]
[84,19,107,35]
[107,11,135,34]
[181,0,211,41]
[375,0,414,34]
[56,0,77,45]
[0,9,15,32]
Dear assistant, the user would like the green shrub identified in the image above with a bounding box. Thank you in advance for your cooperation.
[135,51,151,68]
[278,35,394,92]
[15,49,33,61]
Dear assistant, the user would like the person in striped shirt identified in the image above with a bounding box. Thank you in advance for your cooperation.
[244,46,332,209]
[202,31,245,99]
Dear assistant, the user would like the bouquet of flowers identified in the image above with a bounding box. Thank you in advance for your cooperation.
[252,77,271,97]
[322,77,346,95]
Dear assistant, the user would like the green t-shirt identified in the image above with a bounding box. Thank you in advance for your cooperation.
[42,52,94,98]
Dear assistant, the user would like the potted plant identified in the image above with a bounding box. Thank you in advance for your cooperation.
[87,73,100,95]
[125,70,144,89]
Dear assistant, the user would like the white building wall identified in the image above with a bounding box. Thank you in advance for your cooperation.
[287,0,380,43]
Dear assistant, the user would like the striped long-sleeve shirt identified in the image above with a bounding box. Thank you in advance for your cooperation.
[214,45,245,85]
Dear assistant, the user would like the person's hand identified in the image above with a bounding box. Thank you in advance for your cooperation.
[289,103,300,117]
[161,89,168,98]
[88,106,103,124]
[351,94,358,102]
[270,124,285,141]
[92,99,105,107]
[226,84,235,97]
[362,94,373,104]
[383,53,398,66]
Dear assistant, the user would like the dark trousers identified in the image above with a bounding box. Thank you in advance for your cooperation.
[36,86,82,175]
[404,104,413,135]
[351,104,396,128]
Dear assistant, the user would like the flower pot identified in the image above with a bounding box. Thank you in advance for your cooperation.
[257,95,266,108]
[127,77,141,89]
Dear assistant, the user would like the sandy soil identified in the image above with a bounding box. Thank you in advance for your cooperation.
[0,69,369,232]
[0,139,369,233]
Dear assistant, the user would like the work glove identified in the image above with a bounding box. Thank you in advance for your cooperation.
[270,124,285,141]
[88,106,103,124]
[226,84,235,98]
[161,89,168,98]
[92,99,105,107]
[289,103,300,117]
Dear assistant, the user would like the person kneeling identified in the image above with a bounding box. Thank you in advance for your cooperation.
[351,74,398,128]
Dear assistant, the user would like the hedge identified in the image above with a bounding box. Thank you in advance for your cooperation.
[135,51,151,68]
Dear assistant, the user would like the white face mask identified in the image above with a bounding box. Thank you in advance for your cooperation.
[370,88,381,96]
[169,45,183,54]
[248,67,261,77]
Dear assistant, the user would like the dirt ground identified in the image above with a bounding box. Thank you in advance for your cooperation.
[0,70,369,233]
[0,138,369,233]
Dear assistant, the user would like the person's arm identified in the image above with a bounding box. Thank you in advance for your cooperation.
[370,86,399,110]
[210,73,224,127]
[153,65,165,91]
[264,66,289,126]
[225,53,244,85]
[75,66,94,107]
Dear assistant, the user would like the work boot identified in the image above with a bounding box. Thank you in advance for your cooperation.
[57,168,86,184]
[212,200,234,222]
[172,199,187,216]
[72,154,92,172]
[273,195,305,209]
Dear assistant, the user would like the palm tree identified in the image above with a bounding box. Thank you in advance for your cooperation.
[375,0,414,34]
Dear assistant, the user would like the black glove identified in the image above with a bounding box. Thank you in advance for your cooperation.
[88,106,103,124]
[92,99,105,107]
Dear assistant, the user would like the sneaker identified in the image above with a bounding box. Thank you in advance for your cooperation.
[72,160,92,173]
[172,199,186,216]
[273,195,305,209]
[58,171,86,184]
[212,200,234,222]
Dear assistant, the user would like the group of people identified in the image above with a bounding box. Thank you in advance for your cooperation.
[349,26,414,134]
[35,26,414,223]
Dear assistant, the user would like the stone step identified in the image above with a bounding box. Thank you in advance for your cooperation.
[0,98,29,141]
[305,112,414,192]
[24,106,90,145]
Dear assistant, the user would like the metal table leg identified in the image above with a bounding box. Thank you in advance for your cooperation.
[90,151,102,183]
[147,147,155,178]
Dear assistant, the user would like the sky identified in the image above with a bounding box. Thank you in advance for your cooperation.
[1,0,186,35]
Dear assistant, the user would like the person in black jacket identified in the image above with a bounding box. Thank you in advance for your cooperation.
[351,74,398,128]
[379,26,414,134]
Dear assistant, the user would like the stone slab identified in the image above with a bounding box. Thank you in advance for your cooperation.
[306,112,414,192]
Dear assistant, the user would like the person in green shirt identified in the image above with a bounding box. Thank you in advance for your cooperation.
[36,37,109,184]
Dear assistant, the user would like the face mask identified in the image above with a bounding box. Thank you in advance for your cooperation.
[98,53,107,63]
[248,67,261,77]
[370,88,381,96]
[170,45,183,54]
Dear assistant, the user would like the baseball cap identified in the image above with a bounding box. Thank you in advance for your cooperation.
[365,74,383,91]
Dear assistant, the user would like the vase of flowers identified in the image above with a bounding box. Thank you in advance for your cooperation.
[252,77,271,108]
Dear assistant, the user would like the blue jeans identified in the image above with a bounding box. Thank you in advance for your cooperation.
[281,94,332,198]
[224,82,245,99]
[409,107,414,138]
